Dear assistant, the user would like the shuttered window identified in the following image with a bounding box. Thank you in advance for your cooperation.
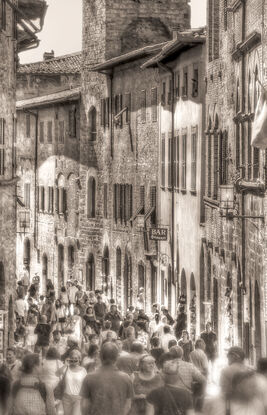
[220,130,228,185]
[59,121,65,143]
[47,121,53,143]
[114,183,132,224]
[24,183,31,208]
[0,118,5,176]
[104,183,108,219]
[87,177,96,218]
[175,72,180,98]
[168,133,172,188]
[181,134,187,190]
[69,108,76,138]
[161,82,166,106]
[55,187,59,213]
[125,93,131,124]
[114,184,117,222]
[150,186,157,225]
[191,131,197,192]
[26,114,31,137]
[151,88,157,122]
[116,183,120,222]
[161,134,165,187]
[89,107,97,141]
[182,68,188,97]
[140,90,146,123]
[39,121,44,143]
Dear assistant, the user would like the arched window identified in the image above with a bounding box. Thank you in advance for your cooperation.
[87,177,96,218]
[89,106,97,141]
[86,254,95,291]
[102,246,110,295]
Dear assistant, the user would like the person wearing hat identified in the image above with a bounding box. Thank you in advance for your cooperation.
[220,346,248,397]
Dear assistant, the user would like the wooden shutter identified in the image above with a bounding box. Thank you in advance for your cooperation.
[168,132,172,187]
[151,87,157,122]
[129,185,133,219]
[247,123,252,180]
[161,134,165,187]
[173,135,177,188]
[236,123,240,173]
[207,134,212,197]
[47,121,53,143]
[59,121,64,143]
[63,188,67,214]
[69,108,76,137]
[181,134,187,190]
[140,90,146,123]
[119,184,123,222]
[24,183,30,208]
[191,132,197,191]
[150,186,157,225]
[175,72,180,98]
[104,183,108,218]
[125,93,131,124]
[253,147,260,179]
[39,122,44,143]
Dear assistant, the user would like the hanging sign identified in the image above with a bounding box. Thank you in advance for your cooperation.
[149,228,168,241]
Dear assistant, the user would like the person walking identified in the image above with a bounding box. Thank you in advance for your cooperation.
[40,347,63,391]
[60,349,87,415]
[161,325,177,352]
[0,364,12,415]
[11,353,56,415]
[190,338,209,378]
[34,315,52,358]
[55,299,66,333]
[6,348,22,381]
[130,354,163,415]
[94,295,107,329]
[174,306,187,340]
[25,314,37,352]
[80,342,133,415]
[104,304,122,334]
[200,322,217,365]
[178,330,193,362]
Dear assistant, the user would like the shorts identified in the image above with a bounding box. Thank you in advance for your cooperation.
[59,317,66,323]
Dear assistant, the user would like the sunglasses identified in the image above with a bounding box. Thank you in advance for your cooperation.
[68,359,79,363]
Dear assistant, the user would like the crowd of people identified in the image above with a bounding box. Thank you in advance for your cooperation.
[0,270,267,414]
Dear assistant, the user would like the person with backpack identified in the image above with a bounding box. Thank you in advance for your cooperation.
[11,353,56,415]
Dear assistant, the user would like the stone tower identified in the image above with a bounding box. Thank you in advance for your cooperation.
[82,0,191,66]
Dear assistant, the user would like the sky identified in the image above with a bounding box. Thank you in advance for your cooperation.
[19,0,207,64]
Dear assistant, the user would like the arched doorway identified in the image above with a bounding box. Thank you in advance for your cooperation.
[190,273,196,340]
[42,254,48,295]
[237,262,243,346]
[8,296,14,346]
[255,281,262,359]
[200,246,205,331]
[23,238,31,275]
[124,252,132,311]
[86,254,95,291]
[58,244,64,293]
[102,246,110,296]
[68,245,75,278]
[116,247,122,305]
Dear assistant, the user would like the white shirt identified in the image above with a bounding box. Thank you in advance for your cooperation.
[65,367,87,395]
[41,359,63,390]
[68,286,78,303]
[15,298,27,317]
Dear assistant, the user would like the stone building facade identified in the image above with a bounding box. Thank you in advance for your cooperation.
[16,52,81,295]
[79,0,191,313]
[142,31,206,332]
[0,0,47,356]
[204,0,267,360]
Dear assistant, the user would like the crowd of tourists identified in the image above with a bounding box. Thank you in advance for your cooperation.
[1,269,267,414]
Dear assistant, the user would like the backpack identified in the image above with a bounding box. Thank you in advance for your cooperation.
[12,379,47,404]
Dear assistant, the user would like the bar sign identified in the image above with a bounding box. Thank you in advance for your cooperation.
[149,228,168,241]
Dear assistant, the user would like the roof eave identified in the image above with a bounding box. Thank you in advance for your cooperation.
[16,90,81,110]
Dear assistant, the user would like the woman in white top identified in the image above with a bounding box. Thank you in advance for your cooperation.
[61,349,87,415]
[40,347,63,390]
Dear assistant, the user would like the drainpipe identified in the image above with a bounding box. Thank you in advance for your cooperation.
[157,62,175,303]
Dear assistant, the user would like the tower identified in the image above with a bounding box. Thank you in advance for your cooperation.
[82,0,191,66]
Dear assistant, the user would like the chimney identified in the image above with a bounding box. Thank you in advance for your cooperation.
[43,50,55,61]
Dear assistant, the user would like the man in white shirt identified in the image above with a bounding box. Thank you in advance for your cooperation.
[15,294,27,322]
[161,325,177,352]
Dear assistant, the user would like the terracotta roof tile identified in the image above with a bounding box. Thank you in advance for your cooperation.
[18,52,82,74]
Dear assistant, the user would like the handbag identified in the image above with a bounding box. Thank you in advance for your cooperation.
[54,365,68,400]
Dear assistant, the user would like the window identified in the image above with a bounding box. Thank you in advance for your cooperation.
[26,114,31,138]
[161,133,165,187]
[208,0,220,61]
[125,93,131,124]
[86,254,95,291]
[181,134,187,190]
[87,176,96,218]
[39,122,44,143]
[69,107,76,138]
[89,106,96,141]
[207,133,212,197]
[47,121,53,143]
[254,66,259,111]
[182,68,188,97]
[176,135,179,188]
[161,81,166,106]
[114,183,132,224]
[140,185,145,214]
[39,186,45,212]
[48,186,54,213]
[175,72,180,99]
[104,183,108,219]
[101,98,110,128]
[24,183,30,208]
[59,121,65,143]
[173,135,177,188]
[0,118,5,176]
[191,130,197,191]
[140,90,146,123]
[58,188,67,214]
[151,88,157,122]
[150,186,157,225]
[0,0,6,31]
[192,67,199,97]
[168,132,172,188]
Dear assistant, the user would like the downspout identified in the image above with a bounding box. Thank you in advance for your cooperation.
[157,62,175,301]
